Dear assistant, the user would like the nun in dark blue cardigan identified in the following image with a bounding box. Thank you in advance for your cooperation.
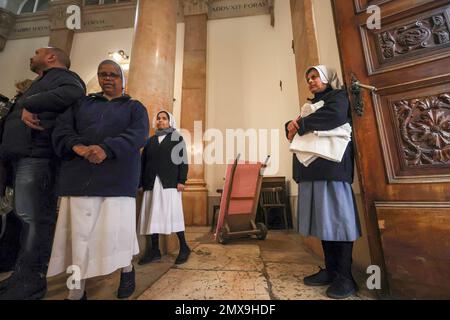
[47,60,149,300]
[285,65,361,299]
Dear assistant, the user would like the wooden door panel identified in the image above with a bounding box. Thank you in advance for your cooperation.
[359,5,450,75]
[355,0,444,17]
[333,0,450,298]
[374,82,450,183]
[354,0,393,14]
[375,202,450,299]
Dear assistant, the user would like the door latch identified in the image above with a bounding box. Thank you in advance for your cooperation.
[350,74,377,117]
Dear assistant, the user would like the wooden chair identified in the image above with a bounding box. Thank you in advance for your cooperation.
[210,189,223,232]
[259,187,288,230]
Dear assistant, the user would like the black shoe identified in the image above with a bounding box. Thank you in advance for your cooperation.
[326,274,358,299]
[303,267,336,286]
[0,277,47,300]
[0,269,24,293]
[117,267,136,299]
[0,275,13,293]
[175,247,191,265]
[138,249,161,265]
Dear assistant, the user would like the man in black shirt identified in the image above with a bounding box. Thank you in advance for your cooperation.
[0,47,86,300]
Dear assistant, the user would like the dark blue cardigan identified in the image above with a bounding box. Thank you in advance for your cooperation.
[52,93,149,197]
[285,87,355,184]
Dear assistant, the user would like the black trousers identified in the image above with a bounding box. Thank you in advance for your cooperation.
[322,240,354,280]
[12,158,58,278]
[0,211,21,272]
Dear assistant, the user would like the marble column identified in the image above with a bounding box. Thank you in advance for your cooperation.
[0,8,16,52]
[180,0,208,226]
[127,0,178,255]
[48,0,82,55]
[127,0,178,118]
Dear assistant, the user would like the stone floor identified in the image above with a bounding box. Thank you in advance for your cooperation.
[0,227,375,300]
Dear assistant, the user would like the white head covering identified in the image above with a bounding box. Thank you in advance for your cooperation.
[98,59,126,94]
[152,110,177,130]
[306,65,342,90]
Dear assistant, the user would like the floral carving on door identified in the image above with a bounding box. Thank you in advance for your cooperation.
[394,93,450,166]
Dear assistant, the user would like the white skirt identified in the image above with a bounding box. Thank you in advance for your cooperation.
[47,196,139,280]
[139,176,185,235]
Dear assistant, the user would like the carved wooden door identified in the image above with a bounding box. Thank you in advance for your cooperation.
[333,0,450,299]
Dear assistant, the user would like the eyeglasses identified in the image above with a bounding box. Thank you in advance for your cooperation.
[306,75,320,82]
[97,72,121,79]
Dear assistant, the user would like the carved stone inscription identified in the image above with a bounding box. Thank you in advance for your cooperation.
[0,8,17,50]
[208,0,270,19]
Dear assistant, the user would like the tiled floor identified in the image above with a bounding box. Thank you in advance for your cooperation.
[0,227,375,300]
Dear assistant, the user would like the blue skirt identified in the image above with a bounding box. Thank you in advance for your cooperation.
[297,181,362,241]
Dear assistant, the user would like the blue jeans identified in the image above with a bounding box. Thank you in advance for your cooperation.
[13,158,57,278]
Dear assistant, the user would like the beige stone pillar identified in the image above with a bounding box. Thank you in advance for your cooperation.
[180,0,208,227]
[48,0,81,55]
[290,0,323,257]
[290,0,320,104]
[127,0,178,255]
[0,8,16,52]
[127,0,178,119]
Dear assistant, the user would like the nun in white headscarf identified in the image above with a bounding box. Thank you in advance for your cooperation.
[285,65,361,300]
[306,65,342,90]
[48,59,149,300]
[138,110,190,266]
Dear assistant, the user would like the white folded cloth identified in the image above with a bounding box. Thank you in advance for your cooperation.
[301,100,324,117]
[290,101,352,167]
